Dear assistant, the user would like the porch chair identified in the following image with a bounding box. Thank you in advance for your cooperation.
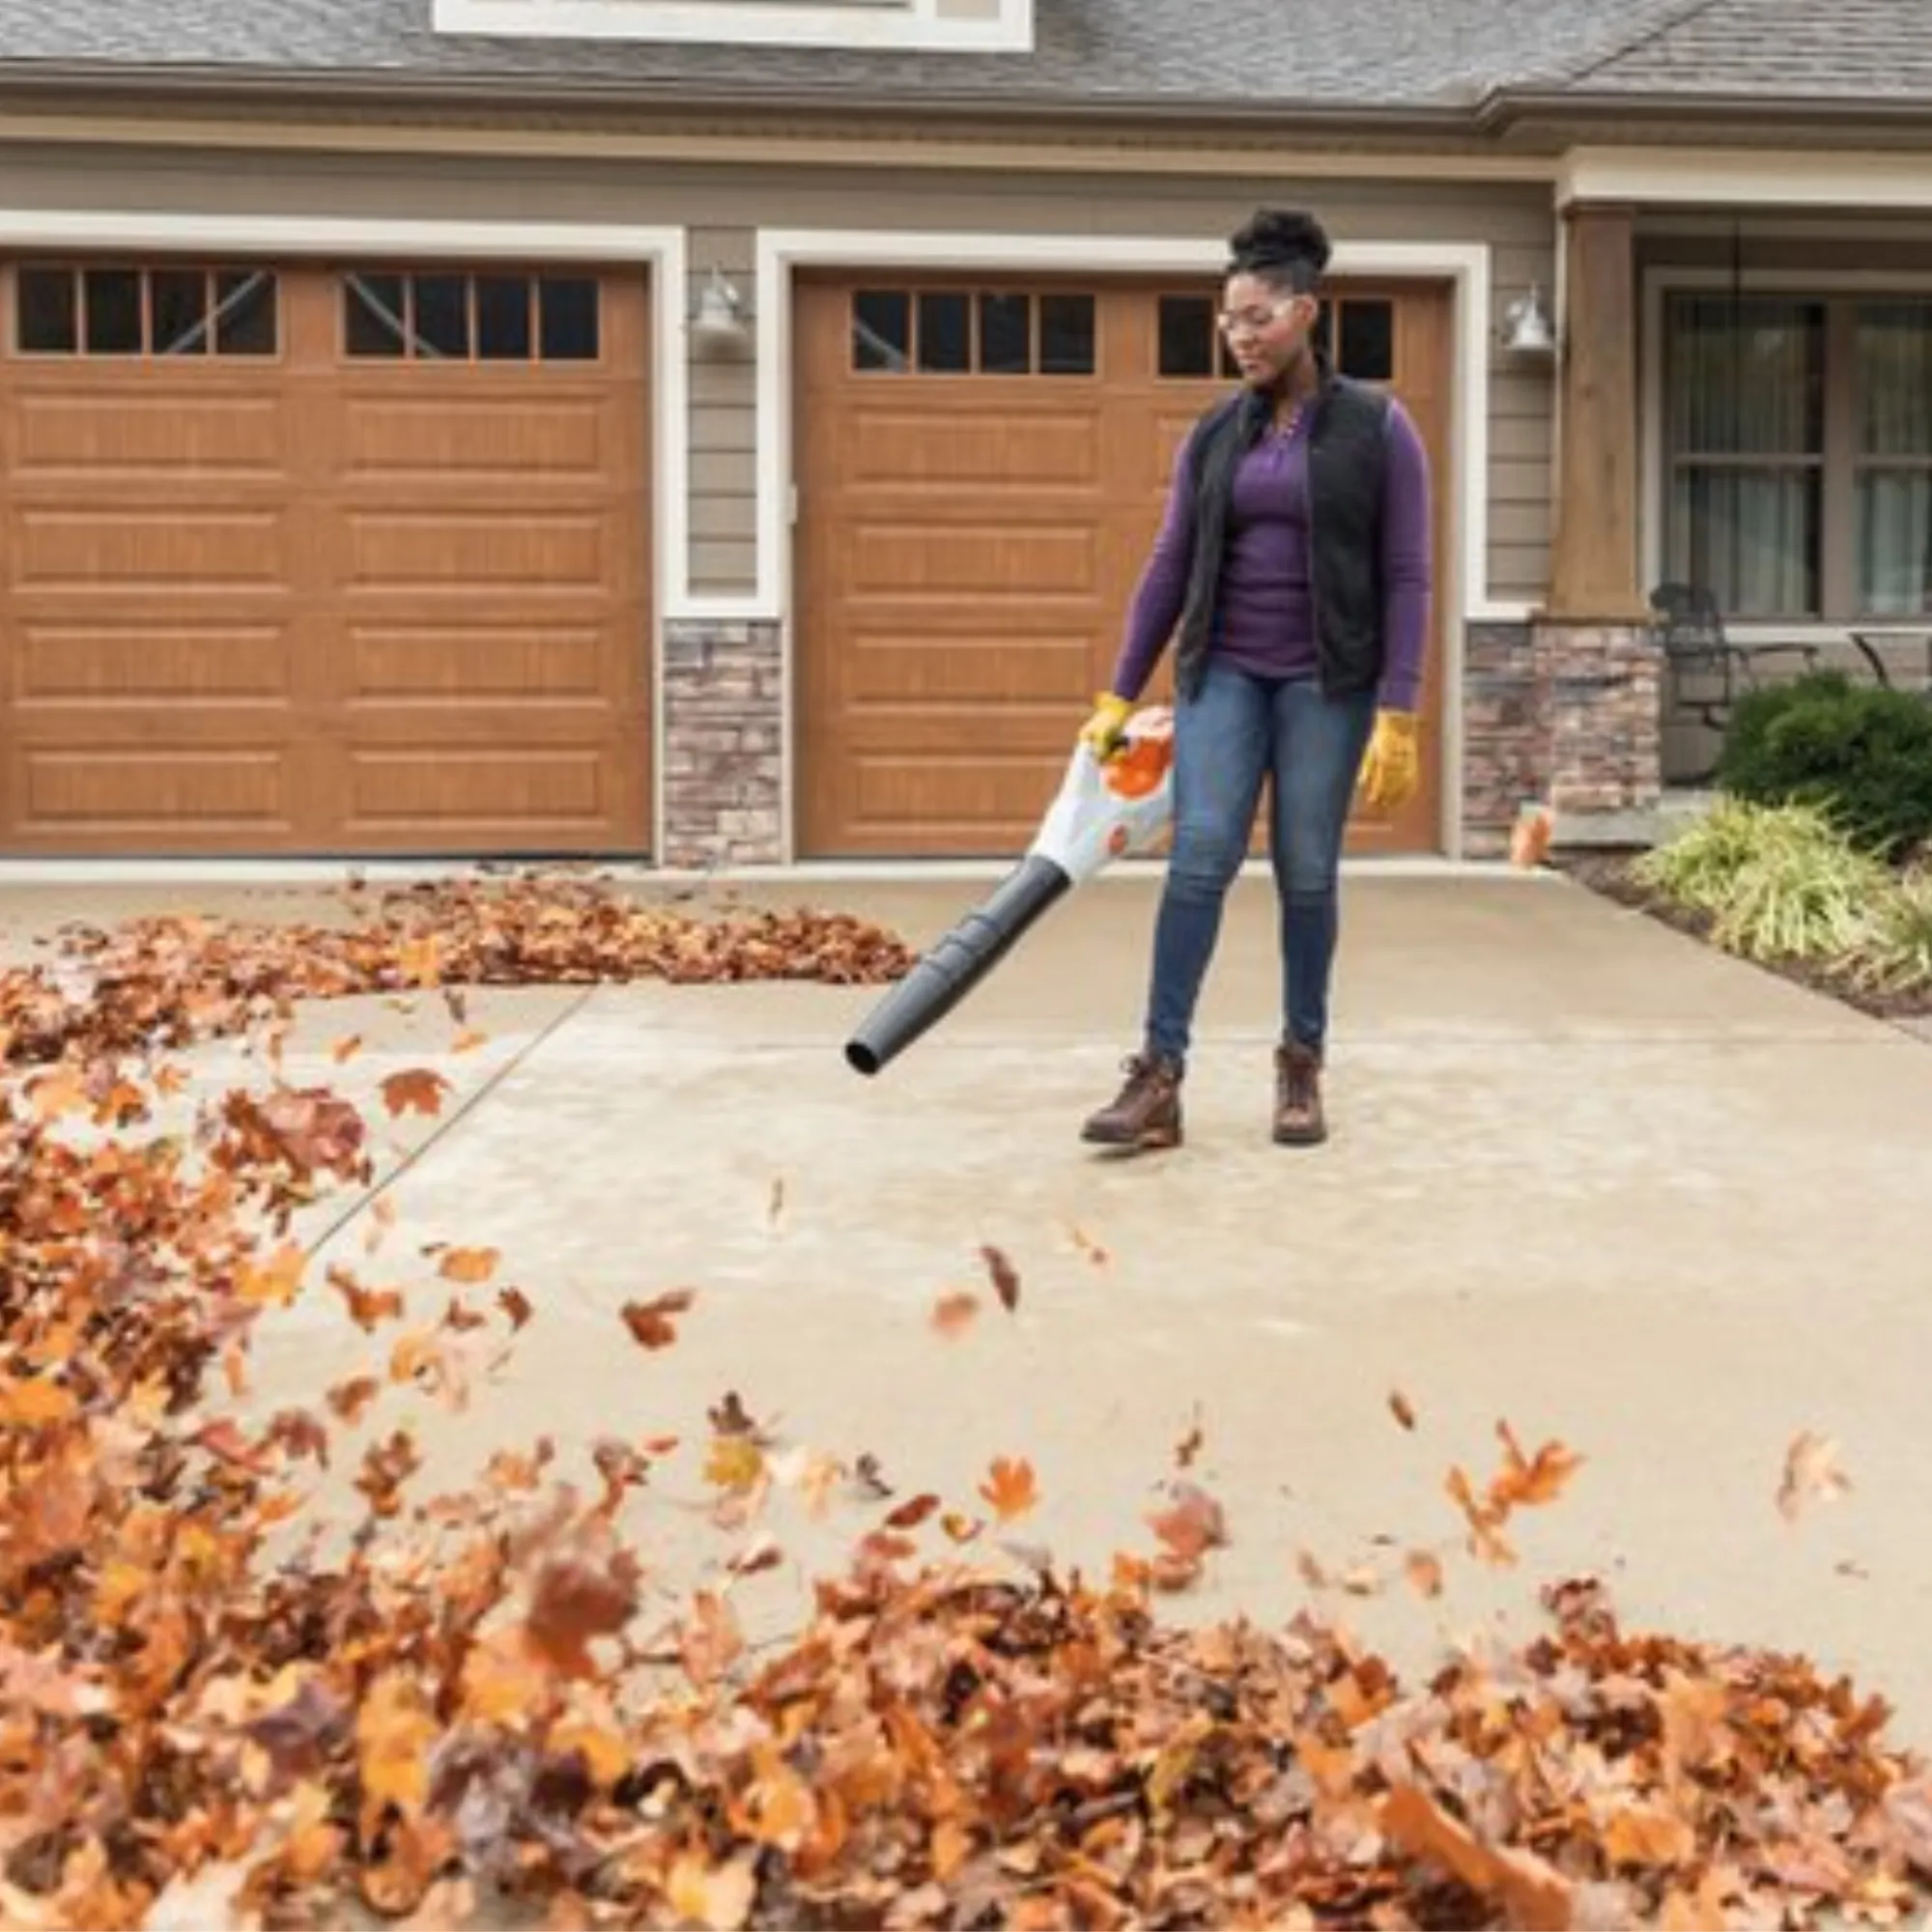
[1649,582,1823,779]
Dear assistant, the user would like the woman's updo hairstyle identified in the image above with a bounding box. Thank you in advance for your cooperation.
[1226,208,1332,295]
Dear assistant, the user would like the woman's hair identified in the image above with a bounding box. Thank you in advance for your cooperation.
[1226,209,1332,294]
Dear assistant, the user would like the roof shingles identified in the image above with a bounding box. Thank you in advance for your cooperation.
[1561,0,1932,99]
[0,0,1726,110]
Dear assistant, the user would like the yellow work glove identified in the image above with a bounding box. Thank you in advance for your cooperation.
[1356,709,1421,810]
[1079,691,1133,759]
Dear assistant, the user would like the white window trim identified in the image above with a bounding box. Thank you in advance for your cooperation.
[0,207,689,861]
[1640,263,1932,641]
[433,0,1032,51]
[743,227,1502,863]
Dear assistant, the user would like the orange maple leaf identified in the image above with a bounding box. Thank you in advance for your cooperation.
[978,1455,1039,1522]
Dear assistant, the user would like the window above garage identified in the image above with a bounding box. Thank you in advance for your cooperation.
[432,0,1031,52]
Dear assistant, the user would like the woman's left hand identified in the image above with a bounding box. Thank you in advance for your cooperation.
[1356,710,1421,810]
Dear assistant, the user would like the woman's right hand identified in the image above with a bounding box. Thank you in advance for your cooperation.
[1079,692,1133,758]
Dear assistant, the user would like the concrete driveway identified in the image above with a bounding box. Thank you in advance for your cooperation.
[71,866,1932,1752]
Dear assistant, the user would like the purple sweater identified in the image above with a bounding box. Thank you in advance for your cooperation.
[1107,396,1433,712]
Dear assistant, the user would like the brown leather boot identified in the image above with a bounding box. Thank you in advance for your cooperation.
[1273,1041,1326,1146]
[1081,1052,1183,1151]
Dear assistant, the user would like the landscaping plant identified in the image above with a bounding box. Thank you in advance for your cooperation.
[1843,865,1932,996]
[1716,670,1932,863]
[1629,796,1888,964]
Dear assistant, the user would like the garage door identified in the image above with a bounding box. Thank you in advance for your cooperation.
[0,259,649,856]
[795,273,1450,858]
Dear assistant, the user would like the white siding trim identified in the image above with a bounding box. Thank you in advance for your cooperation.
[756,227,1499,860]
[0,208,688,857]
[1639,263,1932,635]
[433,0,1032,50]
[1562,148,1932,212]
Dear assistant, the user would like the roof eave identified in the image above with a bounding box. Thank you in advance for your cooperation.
[6,60,1927,149]
[1481,84,1932,136]
[0,58,1486,137]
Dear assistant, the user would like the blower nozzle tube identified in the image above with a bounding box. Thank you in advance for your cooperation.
[843,854,1071,1076]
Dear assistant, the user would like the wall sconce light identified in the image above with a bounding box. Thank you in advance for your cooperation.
[1501,284,1556,356]
[691,266,750,355]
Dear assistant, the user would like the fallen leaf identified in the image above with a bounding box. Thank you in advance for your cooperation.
[498,1287,534,1330]
[665,1853,757,1932]
[331,1035,363,1065]
[1389,1389,1418,1432]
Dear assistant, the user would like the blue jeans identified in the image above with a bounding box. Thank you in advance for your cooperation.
[1144,662,1377,1065]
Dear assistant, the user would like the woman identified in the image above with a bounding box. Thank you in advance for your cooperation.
[1078,207,1433,1152]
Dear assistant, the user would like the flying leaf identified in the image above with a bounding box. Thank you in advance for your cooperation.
[380,1067,452,1120]
[884,1493,941,1532]
[978,1456,1038,1523]
[1378,1783,1574,1931]
[1489,1420,1584,1509]
[931,1292,979,1338]
[622,1289,696,1350]
[497,1287,534,1331]
[1778,1431,1852,1522]
[328,1266,406,1332]
[1405,1549,1445,1599]
[980,1244,1021,1313]
[326,1377,383,1426]
[237,1243,305,1308]
[525,1541,641,1679]
[1389,1390,1418,1432]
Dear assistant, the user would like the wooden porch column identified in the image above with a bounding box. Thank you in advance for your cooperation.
[1544,200,1650,621]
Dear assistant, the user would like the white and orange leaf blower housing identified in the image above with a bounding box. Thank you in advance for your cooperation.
[843,706,1175,1076]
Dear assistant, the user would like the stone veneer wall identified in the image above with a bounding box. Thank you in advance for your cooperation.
[661,618,783,869]
[1461,619,1662,858]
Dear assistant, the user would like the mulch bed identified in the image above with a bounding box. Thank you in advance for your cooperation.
[1553,849,1932,1026]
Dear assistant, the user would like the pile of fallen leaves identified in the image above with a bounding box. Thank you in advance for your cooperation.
[2,872,916,1070]
[0,875,1929,1930]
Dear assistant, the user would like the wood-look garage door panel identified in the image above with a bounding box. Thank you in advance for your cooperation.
[798,273,1450,858]
[0,261,649,857]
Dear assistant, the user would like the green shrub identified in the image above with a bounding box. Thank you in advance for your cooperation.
[1630,797,1889,963]
[1715,671,1932,862]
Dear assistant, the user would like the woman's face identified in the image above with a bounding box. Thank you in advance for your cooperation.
[1218,271,1317,388]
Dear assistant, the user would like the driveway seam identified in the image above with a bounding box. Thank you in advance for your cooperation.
[301,985,596,1263]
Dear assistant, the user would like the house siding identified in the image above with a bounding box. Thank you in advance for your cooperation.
[0,143,1557,611]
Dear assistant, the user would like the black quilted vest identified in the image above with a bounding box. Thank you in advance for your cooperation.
[1172,360,1393,703]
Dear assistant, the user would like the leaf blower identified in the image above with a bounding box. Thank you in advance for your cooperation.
[843,706,1176,1076]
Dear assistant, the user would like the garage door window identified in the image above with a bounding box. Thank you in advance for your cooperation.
[342,271,601,361]
[1156,293,1396,384]
[12,265,278,357]
[850,288,1095,377]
